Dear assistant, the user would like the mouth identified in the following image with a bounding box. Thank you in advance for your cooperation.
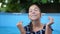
[31,15,37,18]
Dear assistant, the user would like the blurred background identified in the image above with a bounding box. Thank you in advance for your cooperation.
[0,0,60,34]
[0,0,60,13]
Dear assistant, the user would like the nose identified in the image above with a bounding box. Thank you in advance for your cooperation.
[32,11,36,14]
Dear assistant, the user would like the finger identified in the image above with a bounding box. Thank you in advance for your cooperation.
[48,16,54,21]
[16,21,23,26]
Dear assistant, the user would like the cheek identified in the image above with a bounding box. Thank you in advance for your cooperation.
[28,13,31,18]
[37,12,41,18]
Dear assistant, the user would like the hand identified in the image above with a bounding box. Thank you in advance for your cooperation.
[16,21,23,27]
[46,16,54,26]
[16,21,26,34]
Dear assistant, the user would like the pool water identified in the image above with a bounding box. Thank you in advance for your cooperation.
[0,27,20,34]
[0,13,60,34]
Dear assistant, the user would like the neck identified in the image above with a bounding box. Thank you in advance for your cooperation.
[32,19,42,28]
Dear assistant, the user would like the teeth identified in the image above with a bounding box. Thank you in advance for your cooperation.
[32,15,37,17]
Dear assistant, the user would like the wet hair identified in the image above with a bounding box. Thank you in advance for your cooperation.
[29,22,33,32]
[28,3,41,32]
[26,2,41,13]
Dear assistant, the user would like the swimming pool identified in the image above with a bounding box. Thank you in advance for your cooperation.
[0,13,60,34]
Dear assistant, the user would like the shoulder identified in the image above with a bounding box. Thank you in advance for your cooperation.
[24,24,30,28]
[24,25,30,31]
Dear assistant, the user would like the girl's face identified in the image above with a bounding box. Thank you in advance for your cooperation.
[28,5,41,21]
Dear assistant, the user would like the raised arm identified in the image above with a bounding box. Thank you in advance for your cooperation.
[16,21,26,34]
[45,16,54,34]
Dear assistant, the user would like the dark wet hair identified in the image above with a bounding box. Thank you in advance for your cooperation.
[28,3,41,32]
[29,22,33,32]
[26,2,41,13]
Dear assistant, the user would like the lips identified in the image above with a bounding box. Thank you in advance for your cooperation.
[31,15,37,18]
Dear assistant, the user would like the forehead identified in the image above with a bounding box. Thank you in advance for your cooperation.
[29,5,39,9]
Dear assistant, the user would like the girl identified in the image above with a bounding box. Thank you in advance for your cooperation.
[17,3,54,34]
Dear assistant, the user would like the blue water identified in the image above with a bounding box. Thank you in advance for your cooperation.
[0,13,60,34]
